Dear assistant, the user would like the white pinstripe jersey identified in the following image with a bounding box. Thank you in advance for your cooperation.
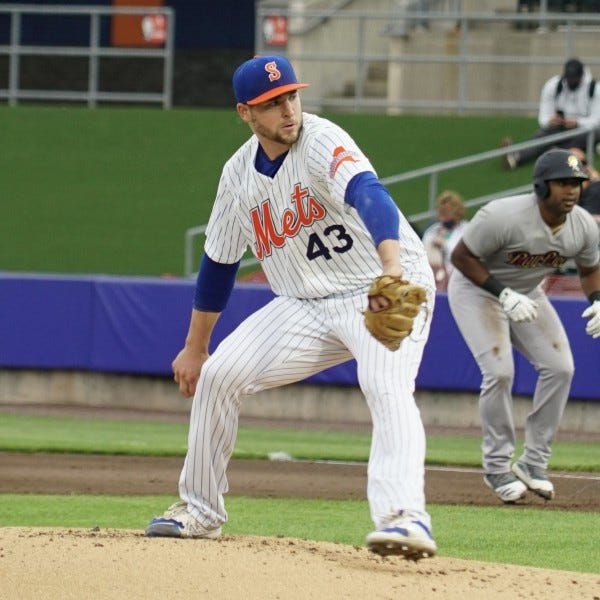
[204,113,429,298]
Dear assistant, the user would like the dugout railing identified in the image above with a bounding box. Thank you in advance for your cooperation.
[183,126,596,277]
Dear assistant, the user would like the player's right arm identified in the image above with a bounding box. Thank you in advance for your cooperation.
[450,239,491,286]
[173,156,247,398]
[450,200,508,289]
[173,254,240,398]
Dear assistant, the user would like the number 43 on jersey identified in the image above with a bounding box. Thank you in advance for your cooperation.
[251,183,354,260]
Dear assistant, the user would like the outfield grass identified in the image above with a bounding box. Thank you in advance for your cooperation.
[1,413,598,471]
[0,495,598,574]
[2,105,537,276]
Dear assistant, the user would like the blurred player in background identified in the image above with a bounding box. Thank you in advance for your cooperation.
[421,190,468,288]
[570,147,600,229]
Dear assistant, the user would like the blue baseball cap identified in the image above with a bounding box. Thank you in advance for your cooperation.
[233,55,309,105]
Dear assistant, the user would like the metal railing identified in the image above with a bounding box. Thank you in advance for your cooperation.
[255,5,600,115]
[384,126,597,222]
[0,4,175,107]
[184,225,260,280]
[182,126,596,277]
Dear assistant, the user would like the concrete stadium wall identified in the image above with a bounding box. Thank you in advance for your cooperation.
[278,2,600,114]
[387,26,600,115]
[1,369,598,433]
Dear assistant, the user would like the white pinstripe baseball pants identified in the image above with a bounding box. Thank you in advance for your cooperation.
[178,289,434,531]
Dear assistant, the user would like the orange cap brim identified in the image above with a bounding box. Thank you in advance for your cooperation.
[246,83,309,106]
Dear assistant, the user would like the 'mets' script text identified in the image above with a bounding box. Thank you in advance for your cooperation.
[251,184,326,259]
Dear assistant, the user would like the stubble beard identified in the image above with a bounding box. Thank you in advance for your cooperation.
[253,115,303,147]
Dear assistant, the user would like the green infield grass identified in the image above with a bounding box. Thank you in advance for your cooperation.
[0,413,598,471]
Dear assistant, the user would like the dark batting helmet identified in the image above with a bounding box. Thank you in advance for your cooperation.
[533,149,588,198]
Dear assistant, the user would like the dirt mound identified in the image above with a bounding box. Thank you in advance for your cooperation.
[2,527,599,600]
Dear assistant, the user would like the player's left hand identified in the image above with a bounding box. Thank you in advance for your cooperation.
[582,300,600,338]
[363,276,427,351]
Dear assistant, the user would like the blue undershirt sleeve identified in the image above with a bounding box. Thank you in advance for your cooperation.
[193,253,241,312]
[344,171,400,246]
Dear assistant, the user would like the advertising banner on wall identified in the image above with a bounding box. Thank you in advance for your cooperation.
[111,0,166,46]
[262,15,288,47]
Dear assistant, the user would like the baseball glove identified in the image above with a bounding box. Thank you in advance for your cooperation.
[363,276,427,351]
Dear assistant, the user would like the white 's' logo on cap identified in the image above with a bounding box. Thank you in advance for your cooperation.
[265,61,281,82]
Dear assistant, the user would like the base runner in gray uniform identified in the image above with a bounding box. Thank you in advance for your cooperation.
[448,149,600,503]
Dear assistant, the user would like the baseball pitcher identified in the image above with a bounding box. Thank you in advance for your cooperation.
[145,55,437,560]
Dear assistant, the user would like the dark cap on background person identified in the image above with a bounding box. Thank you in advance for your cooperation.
[533,148,589,198]
[233,55,309,105]
[534,148,588,181]
[563,58,584,85]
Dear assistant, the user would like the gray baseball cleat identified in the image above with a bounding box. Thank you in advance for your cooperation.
[484,472,527,503]
[366,511,437,561]
[512,461,555,500]
[145,501,222,538]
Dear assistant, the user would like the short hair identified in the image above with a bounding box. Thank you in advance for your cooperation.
[436,190,466,221]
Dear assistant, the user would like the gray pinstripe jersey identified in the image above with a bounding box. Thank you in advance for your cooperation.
[204,113,428,298]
